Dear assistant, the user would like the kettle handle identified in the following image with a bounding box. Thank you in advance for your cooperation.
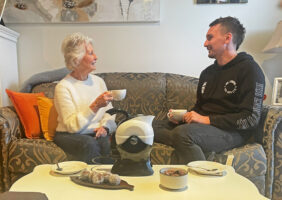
[106,108,130,121]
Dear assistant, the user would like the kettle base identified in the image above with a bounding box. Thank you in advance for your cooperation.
[111,159,154,176]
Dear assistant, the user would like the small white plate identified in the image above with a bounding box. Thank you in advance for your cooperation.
[51,161,87,175]
[187,161,227,176]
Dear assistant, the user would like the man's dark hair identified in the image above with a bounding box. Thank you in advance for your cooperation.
[210,16,246,50]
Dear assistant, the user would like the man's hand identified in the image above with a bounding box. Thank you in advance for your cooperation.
[183,111,210,125]
[94,127,108,138]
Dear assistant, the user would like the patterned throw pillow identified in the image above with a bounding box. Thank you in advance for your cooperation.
[6,89,45,139]
[37,96,58,141]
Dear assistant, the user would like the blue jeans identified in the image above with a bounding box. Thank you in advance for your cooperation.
[54,132,110,164]
[153,120,245,164]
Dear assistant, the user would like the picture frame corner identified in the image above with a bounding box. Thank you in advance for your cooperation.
[271,77,282,106]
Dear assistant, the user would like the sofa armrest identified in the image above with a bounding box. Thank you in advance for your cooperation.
[261,105,282,199]
[0,106,22,192]
[0,106,22,144]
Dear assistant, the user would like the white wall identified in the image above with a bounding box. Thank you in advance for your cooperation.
[6,0,282,104]
[0,26,19,106]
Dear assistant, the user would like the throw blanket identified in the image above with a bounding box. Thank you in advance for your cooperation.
[20,68,70,93]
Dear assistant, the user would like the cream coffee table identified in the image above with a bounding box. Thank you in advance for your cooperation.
[10,164,268,200]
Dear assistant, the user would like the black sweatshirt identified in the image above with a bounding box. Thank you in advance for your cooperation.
[192,52,265,131]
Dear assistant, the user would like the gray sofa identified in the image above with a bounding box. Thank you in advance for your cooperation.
[0,70,281,200]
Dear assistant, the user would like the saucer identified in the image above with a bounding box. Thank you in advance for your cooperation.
[51,161,87,175]
[187,161,227,176]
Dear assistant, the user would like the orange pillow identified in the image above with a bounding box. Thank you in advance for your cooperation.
[6,89,45,139]
[37,97,58,141]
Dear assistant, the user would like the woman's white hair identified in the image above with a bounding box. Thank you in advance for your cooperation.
[61,32,93,71]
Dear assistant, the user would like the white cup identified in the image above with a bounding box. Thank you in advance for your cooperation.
[167,109,187,122]
[110,89,127,101]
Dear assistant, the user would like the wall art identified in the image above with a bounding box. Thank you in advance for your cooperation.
[272,77,282,105]
[3,0,160,23]
[196,0,247,4]
[0,0,6,20]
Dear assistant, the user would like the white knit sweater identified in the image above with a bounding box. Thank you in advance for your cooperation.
[54,74,116,134]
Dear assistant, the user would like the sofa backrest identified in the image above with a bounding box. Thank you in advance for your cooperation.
[166,73,198,112]
[31,72,198,121]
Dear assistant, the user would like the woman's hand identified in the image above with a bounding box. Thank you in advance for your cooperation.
[90,91,113,113]
[94,127,108,138]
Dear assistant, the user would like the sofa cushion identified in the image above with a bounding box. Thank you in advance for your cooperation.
[5,89,45,139]
[222,143,267,178]
[151,143,174,164]
[224,143,267,196]
[8,139,67,174]
[32,82,57,98]
[248,175,265,195]
[37,97,58,141]
[166,74,198,111]
[99,73,168,121]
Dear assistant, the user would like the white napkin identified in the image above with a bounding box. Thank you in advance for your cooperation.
[187,167,224,176]
[187,161,227,176]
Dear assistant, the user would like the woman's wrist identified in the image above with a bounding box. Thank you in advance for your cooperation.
[90,104,99,113]
[103,126,110,135]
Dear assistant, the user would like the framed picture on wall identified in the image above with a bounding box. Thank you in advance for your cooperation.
[196,0,247,4]
[2,0,160,23]
[272,77,282,106]
[0,0,6,20]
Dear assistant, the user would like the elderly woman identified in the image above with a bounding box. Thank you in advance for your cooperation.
[54,32,116,164]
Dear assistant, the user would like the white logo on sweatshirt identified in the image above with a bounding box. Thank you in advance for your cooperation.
[224,80,237,94]
[201,82,207,94]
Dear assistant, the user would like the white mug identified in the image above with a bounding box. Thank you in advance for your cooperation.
[110,89,127,101]
[167,109,187,122]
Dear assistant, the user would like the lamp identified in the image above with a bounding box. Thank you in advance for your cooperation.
[263,21,282,53]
